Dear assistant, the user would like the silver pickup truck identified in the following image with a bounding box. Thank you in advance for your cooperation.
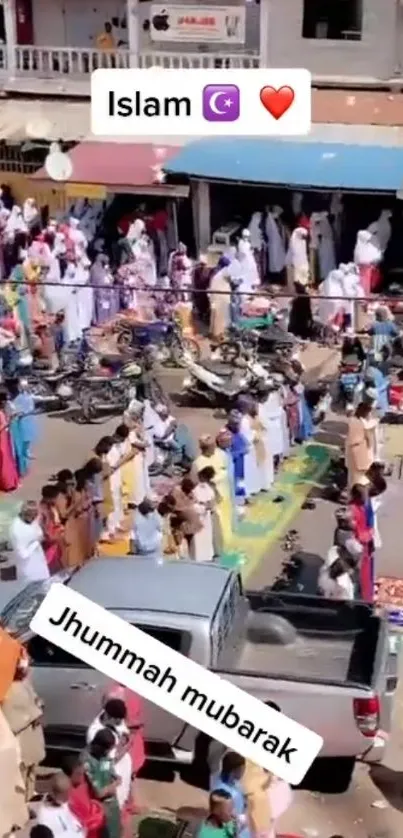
[0,558,399,793]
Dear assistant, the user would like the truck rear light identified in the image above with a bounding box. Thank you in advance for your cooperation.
[353,696,380,737]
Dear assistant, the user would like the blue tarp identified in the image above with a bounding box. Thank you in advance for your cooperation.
[165,138,403,191]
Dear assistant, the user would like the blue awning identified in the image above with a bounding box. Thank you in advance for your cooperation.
[165,137,403,192]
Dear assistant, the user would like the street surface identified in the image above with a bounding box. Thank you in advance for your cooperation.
[5,345,403,838]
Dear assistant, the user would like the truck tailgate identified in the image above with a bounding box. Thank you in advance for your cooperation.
[218,670,376,758]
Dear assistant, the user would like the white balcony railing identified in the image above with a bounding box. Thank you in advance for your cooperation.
[14,45,130,75]
[0,44,259,78]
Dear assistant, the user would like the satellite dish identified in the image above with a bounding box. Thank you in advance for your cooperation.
[44,144,73,182]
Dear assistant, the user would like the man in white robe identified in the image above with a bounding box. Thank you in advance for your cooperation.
[9,501,50,583]
[43,243,66,315]
[260,378,288,461]
[340,262,364,331]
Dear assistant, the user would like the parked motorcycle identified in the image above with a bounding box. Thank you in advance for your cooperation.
[74,360,143,422]
[180,354,265,408]
[116,317,201,367]
[149,438,191,478]
[28,368,81,412]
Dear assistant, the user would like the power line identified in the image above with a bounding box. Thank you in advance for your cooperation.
[2,277,403,303]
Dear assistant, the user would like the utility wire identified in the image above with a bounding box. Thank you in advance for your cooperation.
[1,277,403,303]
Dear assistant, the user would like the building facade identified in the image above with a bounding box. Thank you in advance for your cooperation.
[0,0,400,97]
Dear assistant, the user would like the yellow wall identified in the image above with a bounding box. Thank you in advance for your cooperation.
[0,172,67,215]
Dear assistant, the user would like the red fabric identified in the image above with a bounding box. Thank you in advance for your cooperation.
[68,782,105,838]
[349,501,373,601]
[0,316,18,335]
[358,264,381,296]
[106,683,146,772]
[296,214,310,231]
[39,502,63,570]
[147,210,168,233]
[0,411,18,491]
[118,213,137,236]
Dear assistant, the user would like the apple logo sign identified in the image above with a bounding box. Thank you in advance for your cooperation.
[152,8,170,32]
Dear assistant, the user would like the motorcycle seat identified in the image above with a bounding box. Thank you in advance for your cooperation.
[202,361,235,377]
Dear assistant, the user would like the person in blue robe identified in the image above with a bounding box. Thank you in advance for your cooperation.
[227,411,248,506]
[8,377,38,476]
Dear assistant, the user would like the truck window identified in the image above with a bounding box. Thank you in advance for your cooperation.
[133,625,191,656]
[27,625,190,668]
[27,635,88,668]
[210,575,242,665]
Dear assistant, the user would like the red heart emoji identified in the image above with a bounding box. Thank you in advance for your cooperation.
[259,86,295,120]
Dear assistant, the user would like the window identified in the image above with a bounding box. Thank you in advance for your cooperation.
[133,625,191,656]
[27,636,89,668]
[302,0,363,41]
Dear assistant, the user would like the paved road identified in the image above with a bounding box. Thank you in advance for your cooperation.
[6,350,403,838]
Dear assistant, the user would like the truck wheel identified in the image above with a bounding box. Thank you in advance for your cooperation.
[303,757,355,794]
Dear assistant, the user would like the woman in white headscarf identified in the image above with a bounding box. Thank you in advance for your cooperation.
[318,268,345,327]
[286,227,309,287]
[127,217,146,248]
[237,230,260,294]
[68,217,87,260]
[76,255,94,331]
[42,238,66,315]
[23,198,40,230]
[62,261,82,344]
[339,262,364,331]
[317,211,336,280]
[354,229,382,296]
[368,209,392,254]
[265,207,287,276]
[133,234,158,289]
[5,206,27,239]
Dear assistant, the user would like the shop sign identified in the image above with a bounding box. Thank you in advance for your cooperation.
[150,4,246,43]
[65,183,107,199]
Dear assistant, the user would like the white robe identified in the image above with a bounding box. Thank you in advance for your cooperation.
[318,269,344,324]
[76,263,94,331]
[354,230,382,266]
[257,402,275,489]
[262,391,286,458]
[9,516,50,583]
[340,265,363,328]
[240,414,260,496]
[248,212,263,250]
[286,227,309,285]
[192,482,215,562]
[68,221,87,260]
[133,238,157,287]
[266,213,286,273]
[43,253,66,314]
[237,240,260,293]
[129,427,150,505]
[62,266,82,344]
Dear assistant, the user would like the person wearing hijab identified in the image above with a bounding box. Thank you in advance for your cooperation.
[288,281,314,340]
[76,255,94,332]
[23,198,40,230]
[237,230,260,294]
[68,217,87,260]
[193,254,211,323]
[133,233,158,289]
[208,257,232,339]
[264,206,287,281]
[286,226,309,288]
[248,211,264,277]
[316,211,336,281]
[318,268,345,329]
[353,230,382,295]
[91,253,119,324]
[368,209,392,254]
[5,205,28,240]
[62,260,82,344]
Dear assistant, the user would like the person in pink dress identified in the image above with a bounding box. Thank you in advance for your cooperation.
[104,683,145,813]
[0,390,18,491]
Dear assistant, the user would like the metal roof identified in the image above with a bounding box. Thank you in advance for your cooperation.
[165,134,403,191]
[68,557,233,618]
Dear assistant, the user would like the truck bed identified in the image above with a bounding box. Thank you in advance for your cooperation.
[236,635,355,683]
[219,590,380,687]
